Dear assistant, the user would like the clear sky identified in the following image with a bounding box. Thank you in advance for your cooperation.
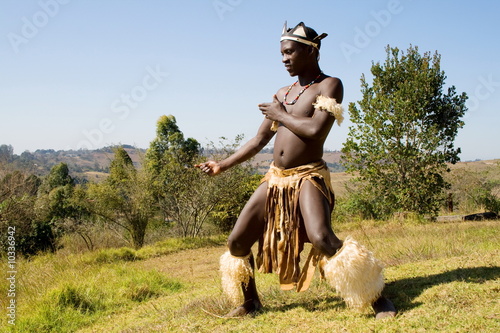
[1,0,499,161]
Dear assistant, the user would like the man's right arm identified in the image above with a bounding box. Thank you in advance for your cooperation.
[196,118,275,176]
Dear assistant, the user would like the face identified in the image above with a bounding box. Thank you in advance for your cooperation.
[280,40,311,76]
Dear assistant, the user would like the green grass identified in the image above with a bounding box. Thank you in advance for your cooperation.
[1,221,499,332]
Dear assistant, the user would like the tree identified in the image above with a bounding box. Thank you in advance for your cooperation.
[36,163,75,220]
[0,171,51,256]
[145,116,256,237]
[85,147,155,249]
[0,144,14,165]
[342,45,468,218]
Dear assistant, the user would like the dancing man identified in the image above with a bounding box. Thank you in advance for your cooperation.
[196,22,396,319]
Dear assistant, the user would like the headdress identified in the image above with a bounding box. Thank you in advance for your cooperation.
[280,21,328,49]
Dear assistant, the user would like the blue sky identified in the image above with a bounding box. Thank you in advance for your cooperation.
[1,0,499,161]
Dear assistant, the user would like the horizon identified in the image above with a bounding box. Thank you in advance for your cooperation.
[2,143,496,164]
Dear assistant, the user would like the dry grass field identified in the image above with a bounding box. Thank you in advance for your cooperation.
[1,220,498,332]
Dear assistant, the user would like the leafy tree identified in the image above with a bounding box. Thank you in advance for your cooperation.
[84,147,155,249]
[146,115,200,172]
[342,45,467,218]
[38,162,74,194]
[0,171,55,256]
[145,116,256,237]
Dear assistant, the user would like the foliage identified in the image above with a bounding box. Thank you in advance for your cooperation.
[210,173,261,232]
[446,163,500,214]
[0,168,65,256]
[145,116,256,237]
[342,45,468,218]
[83,147,155,249]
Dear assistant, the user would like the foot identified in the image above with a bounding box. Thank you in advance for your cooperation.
[225,299,263,318]
[372,296,397,319]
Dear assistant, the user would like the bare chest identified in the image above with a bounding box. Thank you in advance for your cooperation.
[282,91,318,117]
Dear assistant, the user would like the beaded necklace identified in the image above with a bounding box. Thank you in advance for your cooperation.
[283,73,322,105]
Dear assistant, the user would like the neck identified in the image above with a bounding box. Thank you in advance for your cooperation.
[297,66,322,85]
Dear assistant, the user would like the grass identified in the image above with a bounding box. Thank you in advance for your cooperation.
[1,221,499,332]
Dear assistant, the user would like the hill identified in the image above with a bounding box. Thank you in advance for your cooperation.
[1,143,498,186]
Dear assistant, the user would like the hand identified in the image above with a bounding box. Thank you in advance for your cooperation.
[194,160,222,176]
[258,95,285,121]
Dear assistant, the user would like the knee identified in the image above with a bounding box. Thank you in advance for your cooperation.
[309,231,339,257]
[309,231,328,251]
[227,234,250,257]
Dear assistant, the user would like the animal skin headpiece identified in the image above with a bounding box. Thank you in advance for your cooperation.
[280,21,327,49]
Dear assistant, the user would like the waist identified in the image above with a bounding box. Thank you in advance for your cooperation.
[268,160,327,177]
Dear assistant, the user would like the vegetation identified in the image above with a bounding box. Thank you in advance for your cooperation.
[342,45,468,219]
[0,220,498,332]
[83,147,155,249]
[1,115,258,255]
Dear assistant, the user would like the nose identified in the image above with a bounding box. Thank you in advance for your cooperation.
[282,54,289,63]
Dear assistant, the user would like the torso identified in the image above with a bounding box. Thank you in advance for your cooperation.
[273,76,337,169]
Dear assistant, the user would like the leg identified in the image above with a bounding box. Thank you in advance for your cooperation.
[372,296,397,319]
[223,182,268,317]
[299,181,396,319]
[299,180,342,257]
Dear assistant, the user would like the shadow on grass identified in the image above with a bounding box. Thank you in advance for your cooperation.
[195,266,499,319]
[262,295,345,314]
[384,266,500,313]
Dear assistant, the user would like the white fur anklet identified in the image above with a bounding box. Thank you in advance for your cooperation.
[322,236,385,309]
[220,251,253,305]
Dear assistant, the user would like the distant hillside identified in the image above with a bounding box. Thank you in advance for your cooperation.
[2,143,498,185]
[0,144,145,182]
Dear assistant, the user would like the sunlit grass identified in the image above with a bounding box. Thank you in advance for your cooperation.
[1,221,498,332]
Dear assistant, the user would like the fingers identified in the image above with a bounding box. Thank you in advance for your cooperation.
[195,161,218,176]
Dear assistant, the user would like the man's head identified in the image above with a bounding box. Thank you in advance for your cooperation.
[280,22,327,76]
[280,21,327,50]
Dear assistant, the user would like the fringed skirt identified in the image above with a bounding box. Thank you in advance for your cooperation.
[256,160,334,291]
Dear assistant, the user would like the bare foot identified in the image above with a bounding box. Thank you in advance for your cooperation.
[372,296,397,319]
[225,299,263,318]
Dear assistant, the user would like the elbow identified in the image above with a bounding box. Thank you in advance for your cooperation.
[304,127,327,141]
[254,133,273,150]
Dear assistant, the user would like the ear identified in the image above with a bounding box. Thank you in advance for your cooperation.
[307,45,317,57]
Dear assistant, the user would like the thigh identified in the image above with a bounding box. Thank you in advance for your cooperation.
[227,182,268,256]
[299,179,340,257]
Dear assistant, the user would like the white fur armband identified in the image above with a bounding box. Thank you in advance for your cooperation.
[313,95,344,126]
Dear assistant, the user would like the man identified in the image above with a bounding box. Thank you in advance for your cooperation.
[196,22,396,319]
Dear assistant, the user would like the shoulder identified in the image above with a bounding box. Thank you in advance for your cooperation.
[318,76,343,103]
[274,85,290,102]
